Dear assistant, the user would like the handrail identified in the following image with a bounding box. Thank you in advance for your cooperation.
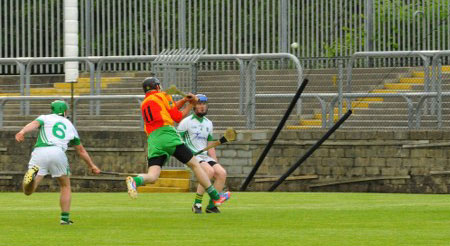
[0,53,303,125]
[0,95,144,128]
[256,91,450,128]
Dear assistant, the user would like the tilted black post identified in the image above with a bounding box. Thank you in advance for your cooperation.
[240,78,309,191]
[268,109,352,191]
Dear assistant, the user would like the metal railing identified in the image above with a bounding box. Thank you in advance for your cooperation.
[0,95,143,128]
[0,53,303,129]
[346,51,449,125]
[249,50,450,129]
[256,92,450,129]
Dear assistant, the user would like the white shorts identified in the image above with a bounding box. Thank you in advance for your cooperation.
[28,146,70,178]
[195,155,217,165]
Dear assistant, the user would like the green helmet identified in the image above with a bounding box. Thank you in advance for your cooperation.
[51,100,68,116]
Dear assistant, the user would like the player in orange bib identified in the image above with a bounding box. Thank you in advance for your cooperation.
[125,77,230,207]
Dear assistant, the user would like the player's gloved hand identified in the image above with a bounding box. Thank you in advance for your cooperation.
[185,93,198,103]
[15,131,25,142]
[90,165,101,175]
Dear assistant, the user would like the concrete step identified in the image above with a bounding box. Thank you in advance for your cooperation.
[341,120,445,127]
[159,170,190,179]
[342,114,447,121]
[145,178,190,189]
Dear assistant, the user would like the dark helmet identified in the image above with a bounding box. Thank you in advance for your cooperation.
[142,77,161,93]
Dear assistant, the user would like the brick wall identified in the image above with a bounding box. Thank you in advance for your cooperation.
[1,129,450,193]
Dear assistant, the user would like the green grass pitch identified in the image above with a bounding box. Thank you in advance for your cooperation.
[0,192,449,246]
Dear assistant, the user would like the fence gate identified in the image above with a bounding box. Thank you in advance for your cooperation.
[152,48,205,168]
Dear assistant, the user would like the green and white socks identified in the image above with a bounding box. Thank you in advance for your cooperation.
[194,186,219,208]
[133,176,145,187]
[61,212,70,223]
[194,193,203,204]
[206,185,220,201]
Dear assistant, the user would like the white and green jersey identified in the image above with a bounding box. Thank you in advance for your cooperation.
[177,114,214,155]
[34,114,81,151]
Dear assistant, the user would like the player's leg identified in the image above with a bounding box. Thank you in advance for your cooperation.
[212,164,227,192]
[23,174,44,195]
[47,147,73,225]
[174,145,230,207]
[126,157,163,199]
[23,148,47,195]
[206,163,227,213]
[56,175,72,225]
[192,161,215,213]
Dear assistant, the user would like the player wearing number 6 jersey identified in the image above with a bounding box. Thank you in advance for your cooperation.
[125,77,230,208]
[15,100,101,225]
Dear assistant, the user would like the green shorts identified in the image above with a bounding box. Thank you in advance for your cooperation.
[147,126,185,165]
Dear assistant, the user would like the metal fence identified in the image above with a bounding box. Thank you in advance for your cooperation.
[2,0,450,73]
[3,50,450,130]
[253,50,450,129]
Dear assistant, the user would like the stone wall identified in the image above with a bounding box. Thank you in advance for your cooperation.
[1,129,450,193]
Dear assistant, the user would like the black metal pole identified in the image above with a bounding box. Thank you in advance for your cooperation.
[268,109,353,192]
[240,78,309,191]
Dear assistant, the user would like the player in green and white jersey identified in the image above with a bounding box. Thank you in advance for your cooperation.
[177,94,228,213]
[15,100,101,225]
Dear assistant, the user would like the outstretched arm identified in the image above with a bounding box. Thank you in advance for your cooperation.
[15,120,41,142]
[170,93,198,121]
[74,144,101,174]
[175,93,198,109]
[207,143,218,162]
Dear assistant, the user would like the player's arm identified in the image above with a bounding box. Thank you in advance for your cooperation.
[207,133,218,161]
[175,93,198,109]
[207,143,218,162]
[168,94,197,122]
[15,120,41,142]
[74,144,101,174]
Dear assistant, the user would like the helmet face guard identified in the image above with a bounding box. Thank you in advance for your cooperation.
[51,100,68,116]
[142,77,161,93]
[194,94,208,117]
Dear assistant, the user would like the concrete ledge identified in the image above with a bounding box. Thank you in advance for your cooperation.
[403,142,450,148]
[70,175,125,181]
[429,171,450,175]
[0,147,7,152]
[309,176,411,188]
[231,140,429,146]
[255,175,318,183]
[67,147,144,152]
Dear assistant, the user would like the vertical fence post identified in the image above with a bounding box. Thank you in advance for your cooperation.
[338,59,344,117]
[423,57,430,115]
[178,0,186,49]
[431,57,437,116]
[95,60,104,115]
[86,60,95,115]
[365,0,374,67]
[238,59,247,115]
[280,0,288,68]
[85,0,91,56]
[437,57,442,128]
[17,62,26,116]
[25,62,32,115]
[0,101,4,128]
[247,60,257,129]
[191,64,198,94]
